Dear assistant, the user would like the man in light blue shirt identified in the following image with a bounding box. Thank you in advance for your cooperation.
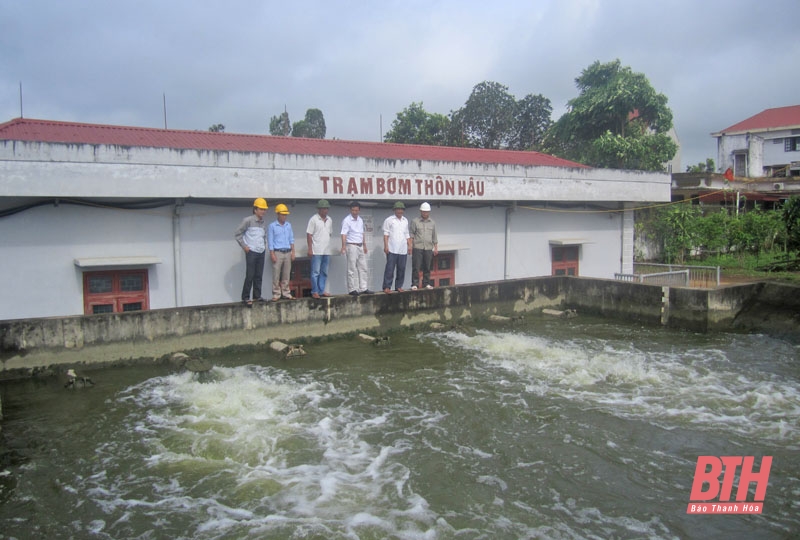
[268,203,295,300]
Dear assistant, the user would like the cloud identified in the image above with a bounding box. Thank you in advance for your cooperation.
[2,0,799,169]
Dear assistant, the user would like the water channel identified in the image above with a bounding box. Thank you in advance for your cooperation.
[1,315,798,539]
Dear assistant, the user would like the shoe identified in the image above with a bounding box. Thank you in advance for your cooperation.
[425,284,433,289]
[396,288,405,292]
[271,296,281,302]
[322,292,333,297]
[362,289,374,295]
[349,290,359,296]
[311,293,320,299]
[243,300,253,308]
[411,285,418,290]
[281,295,295,300]
[255,297,268,302]
[383,288,392,294]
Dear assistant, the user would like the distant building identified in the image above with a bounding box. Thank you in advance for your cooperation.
[712,105,800,178]
[0,118,669,320]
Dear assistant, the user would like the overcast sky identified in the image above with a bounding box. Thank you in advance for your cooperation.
[2,0,798,170]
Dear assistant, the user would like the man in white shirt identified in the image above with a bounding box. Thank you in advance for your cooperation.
[382,201,412,293]
[306,199,333,299]
[340,201,373,295]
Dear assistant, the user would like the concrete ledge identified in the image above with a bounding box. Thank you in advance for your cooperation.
[1,277,798,377]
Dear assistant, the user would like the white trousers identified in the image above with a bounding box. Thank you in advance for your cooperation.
[345,244,369,292]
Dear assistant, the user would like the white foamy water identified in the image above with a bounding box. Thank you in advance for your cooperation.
[2,323,798,540]
[429,329,800,447]
[84,365,440,539]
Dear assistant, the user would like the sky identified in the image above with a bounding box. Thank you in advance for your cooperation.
[2,0,799,170]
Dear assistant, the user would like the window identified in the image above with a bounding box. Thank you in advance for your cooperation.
[415,252,455,287]
[83,270,149,315]
[551,245,579,276]
[785,137,800,152]
[289,258,312,298]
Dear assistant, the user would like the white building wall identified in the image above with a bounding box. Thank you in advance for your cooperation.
[0,202,176,319]
[0,140,669,320]
[717,133,747,172]
[0,199,629,320]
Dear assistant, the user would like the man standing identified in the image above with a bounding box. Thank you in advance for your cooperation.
[340,201,373,296]
[382,201,412,293]
[234,197,269,307]
[410,202,439,290]
[306,199,333,299]
[268,203,295,300]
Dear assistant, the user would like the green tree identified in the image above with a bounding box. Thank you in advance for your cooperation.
[686,158,715,173]
[269,111,291,136]
[654,204,701,263]
[543,59,677,171]
[509,93,552,150]
[782,195,800,252]
[208,124,225,133]
[447,81,517,149]
[384,102,450,145]
[292,108,326,139]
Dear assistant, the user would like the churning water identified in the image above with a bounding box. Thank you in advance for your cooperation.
[1,316,798,539]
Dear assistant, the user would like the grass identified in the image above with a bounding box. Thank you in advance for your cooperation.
[685,251,800,284]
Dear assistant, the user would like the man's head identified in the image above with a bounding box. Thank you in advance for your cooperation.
[393,201,405,218]
[420,202,431,219]
[349,201,360,218]
[253,198,268,218]
[275,203,290,223]
[317,199,330,218]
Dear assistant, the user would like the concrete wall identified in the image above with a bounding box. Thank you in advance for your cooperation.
[2,277,798,378]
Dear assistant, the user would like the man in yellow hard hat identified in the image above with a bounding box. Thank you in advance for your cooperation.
[268,203,296,300]
[234,198,269,306]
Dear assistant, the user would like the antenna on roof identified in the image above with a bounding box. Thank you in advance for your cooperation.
[379,114,382,142]
[163,93,168,129]
[19,81,23,118]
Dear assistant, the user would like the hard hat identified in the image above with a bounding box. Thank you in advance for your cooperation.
[420,202,431,211]
[393,201,405,209]
[253,198,268,209]
[275,203,290,215]
[317,199,330,208]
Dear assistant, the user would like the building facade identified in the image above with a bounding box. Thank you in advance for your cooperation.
[712,105,800,178]
[0,118,670,320]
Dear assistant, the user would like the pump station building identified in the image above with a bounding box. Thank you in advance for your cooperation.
[0,118,670,321]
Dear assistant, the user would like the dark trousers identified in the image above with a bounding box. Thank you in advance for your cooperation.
[382,252,408,290]
[241,249,265,301]
[412,248,434,287]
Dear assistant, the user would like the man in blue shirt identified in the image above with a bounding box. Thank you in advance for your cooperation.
[268,203,295,300]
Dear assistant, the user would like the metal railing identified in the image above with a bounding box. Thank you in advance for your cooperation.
[633,263,720,288]
[614,263,721,289]
[615,270,690,286]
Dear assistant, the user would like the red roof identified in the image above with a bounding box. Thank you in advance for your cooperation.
[0,117,587,169]
[714,105,800,135]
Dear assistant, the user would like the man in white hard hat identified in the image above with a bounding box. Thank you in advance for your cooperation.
[409,202,438,290]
